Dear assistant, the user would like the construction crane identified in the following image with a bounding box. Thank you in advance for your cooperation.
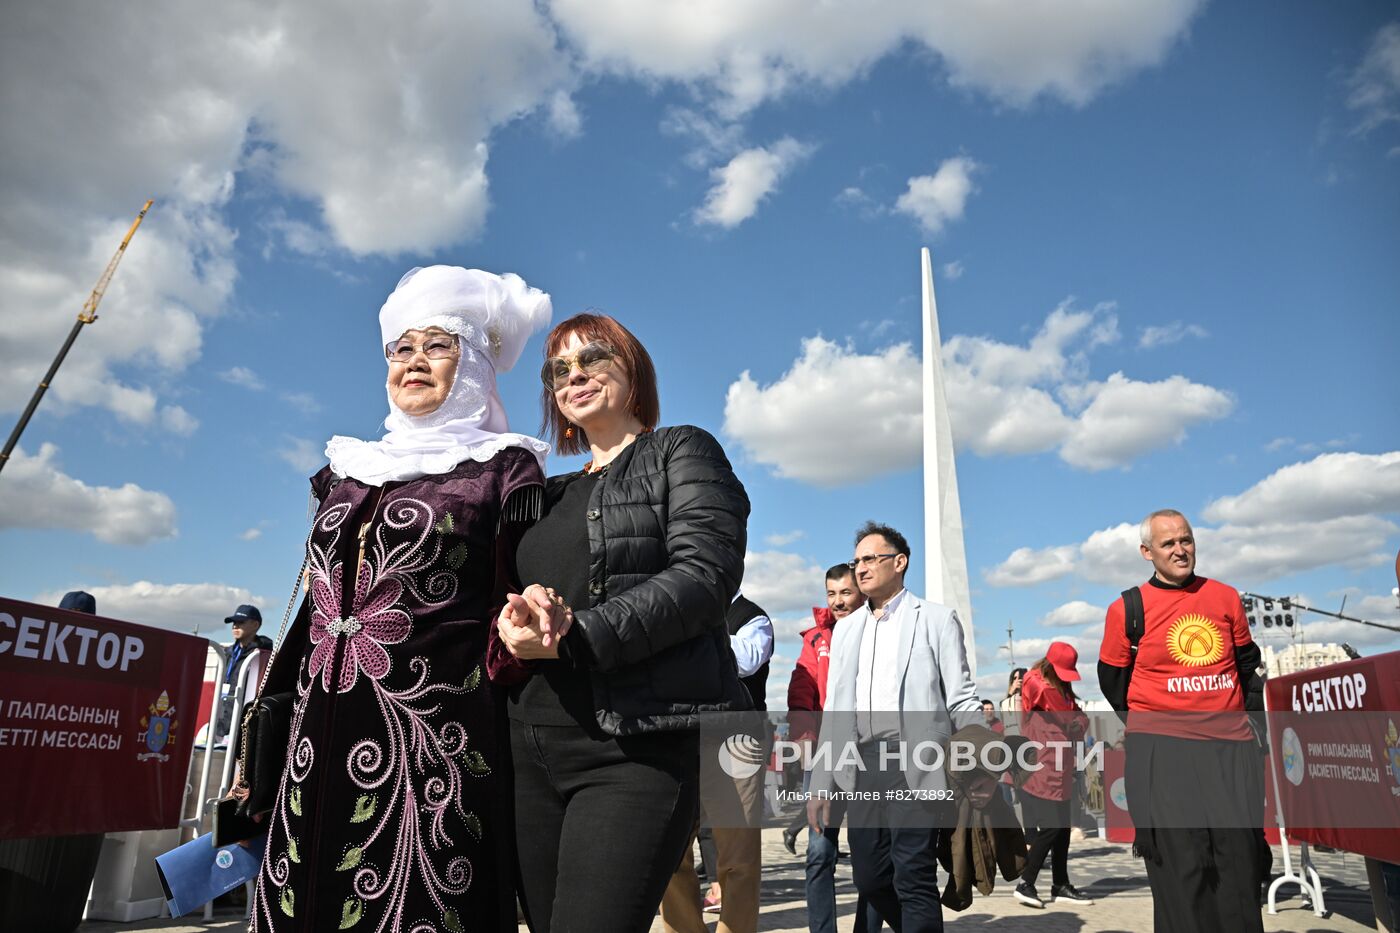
[0,199,154,477]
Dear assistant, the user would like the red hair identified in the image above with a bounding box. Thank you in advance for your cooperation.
[540,313,660,456]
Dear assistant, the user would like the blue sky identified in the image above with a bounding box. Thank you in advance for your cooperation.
[2,1,1398,703]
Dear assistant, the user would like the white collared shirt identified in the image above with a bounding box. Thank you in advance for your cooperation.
[854,588,906,739]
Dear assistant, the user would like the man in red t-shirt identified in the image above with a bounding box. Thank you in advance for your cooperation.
[1098,509,1266,933]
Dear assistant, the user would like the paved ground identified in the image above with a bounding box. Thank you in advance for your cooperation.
[80,822,1381,932]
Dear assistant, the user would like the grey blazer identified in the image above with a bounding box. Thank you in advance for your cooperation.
[809,591,980,794]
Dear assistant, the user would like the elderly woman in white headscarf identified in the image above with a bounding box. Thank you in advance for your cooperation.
[250,266,550,933]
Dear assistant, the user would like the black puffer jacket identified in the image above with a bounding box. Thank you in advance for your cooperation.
[561,425,753,734]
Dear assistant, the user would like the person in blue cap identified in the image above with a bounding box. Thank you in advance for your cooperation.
[224,604,271,685]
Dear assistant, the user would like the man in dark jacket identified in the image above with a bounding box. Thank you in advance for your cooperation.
[223,604,271,685]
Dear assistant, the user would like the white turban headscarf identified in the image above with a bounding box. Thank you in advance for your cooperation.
[325,266,552,486]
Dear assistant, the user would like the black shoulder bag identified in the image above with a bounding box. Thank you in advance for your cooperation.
[214,530,312,844]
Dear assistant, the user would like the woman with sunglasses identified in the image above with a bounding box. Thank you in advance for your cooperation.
[495,313,752,932]
[249,266,550,933]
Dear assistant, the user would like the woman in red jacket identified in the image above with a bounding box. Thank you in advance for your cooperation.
[1014,642,1093,909]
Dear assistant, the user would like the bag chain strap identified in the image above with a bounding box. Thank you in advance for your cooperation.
[234,525,313,792]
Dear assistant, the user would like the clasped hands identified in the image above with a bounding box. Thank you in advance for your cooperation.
[496,583,572,660]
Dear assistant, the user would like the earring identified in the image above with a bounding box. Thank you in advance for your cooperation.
[564,426,574,439]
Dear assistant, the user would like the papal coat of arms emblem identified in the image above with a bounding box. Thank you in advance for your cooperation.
[1385,719,1400,797]
[138,690,178,762]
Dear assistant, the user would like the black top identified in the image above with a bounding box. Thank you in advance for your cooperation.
[508,471,600,726]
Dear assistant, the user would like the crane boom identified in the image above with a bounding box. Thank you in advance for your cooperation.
[80,198,153,323]
[0,199,155,476]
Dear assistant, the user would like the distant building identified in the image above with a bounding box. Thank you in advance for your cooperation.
[1261,642,1351,678]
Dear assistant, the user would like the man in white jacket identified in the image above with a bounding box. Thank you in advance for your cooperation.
[807,521,980,933]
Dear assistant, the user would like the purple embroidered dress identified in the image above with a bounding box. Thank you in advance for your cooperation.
[251,448,540,933]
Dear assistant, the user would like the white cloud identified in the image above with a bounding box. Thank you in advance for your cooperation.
[944,302,1230,470]
[1076,522,1147,584]
[723,337,921,486]
[261,211,336,259]
[770,613,821,643]
[1203,452,1400,526]
[983,545,1078,587]
[1201,516,1397,583]
[743,550,826,615]
[0,444,177,545]
[33,581,263,636]
[1138,321,1208,348]
[1265,436,1295,453]
[1,2,575,430]
[694,137,814,228]
[660,107,747,169]
[893,156,979,236]
[550,0,1203,114]
[160,405,200,436]
[987,457,1400,591]
[220,366,265,391]
[996,629,1105,671]
[546,90,583,138]
[727,301,1233,486]
[239,525,265,541]
[765,530,806,547]
[1039,600,1105,627]
[766,649,801,711]
[1348,22,1400,136]
[0,203,234,430]
[942,260,964,281]
[1056,372,1234,470]
[277,435,325,474]
[281,391,322,415]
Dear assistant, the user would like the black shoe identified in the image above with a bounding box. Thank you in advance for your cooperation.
[781,828,798,855]
[1051,883,1094,904]
[1014,882,1044,909]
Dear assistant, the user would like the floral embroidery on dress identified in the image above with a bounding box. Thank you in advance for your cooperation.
[308,562,411,693]
[253,489,498,933]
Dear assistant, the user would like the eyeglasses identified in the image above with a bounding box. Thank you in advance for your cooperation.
[385,333,459,363]
[541,341,617,389]
[847,553,899,570]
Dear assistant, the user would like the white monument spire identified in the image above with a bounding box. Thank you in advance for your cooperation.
[921,248,977,679]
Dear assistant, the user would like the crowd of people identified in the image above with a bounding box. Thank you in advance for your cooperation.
[215,264,1285,932]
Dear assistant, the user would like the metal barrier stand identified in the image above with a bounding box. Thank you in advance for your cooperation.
[1263,690,1326,917]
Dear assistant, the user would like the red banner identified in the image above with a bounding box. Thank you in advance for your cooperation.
[1264,650,1400,863]
[0,596,209,838]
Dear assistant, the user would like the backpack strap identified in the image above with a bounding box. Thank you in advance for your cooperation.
[1122,585,1145,688]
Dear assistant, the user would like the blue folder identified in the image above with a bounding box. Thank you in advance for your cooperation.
[154,832,266,917]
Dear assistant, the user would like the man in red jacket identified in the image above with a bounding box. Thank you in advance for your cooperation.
[784,564,881,933]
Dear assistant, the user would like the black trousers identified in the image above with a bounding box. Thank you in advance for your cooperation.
[845,744,946,933]
[1127,734,1265,933]
[510,720,699,933]
[1017,791,1071,888]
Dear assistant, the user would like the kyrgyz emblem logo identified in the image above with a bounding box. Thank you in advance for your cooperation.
[138,690,178,762]
[1166,614,1225,667]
